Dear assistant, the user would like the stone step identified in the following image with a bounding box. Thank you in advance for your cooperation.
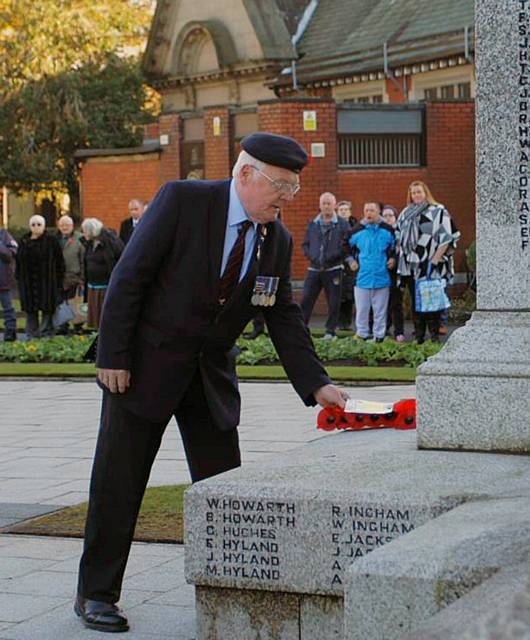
[407,563,530,640]
[344,496,530,639]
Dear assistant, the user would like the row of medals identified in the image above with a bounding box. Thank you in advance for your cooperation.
[251,227,275,306]
[251,292,276,307]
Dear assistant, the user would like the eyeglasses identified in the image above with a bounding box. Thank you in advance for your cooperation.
[251,166,300,197]
[30,223,43,226]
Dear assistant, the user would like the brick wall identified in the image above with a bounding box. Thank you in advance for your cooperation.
[258,98,338,279]
[78,100,475,277]
[337,101,475,272]
[79,154,161,232]
[143,122,160,140]
[424,101,476,268]
[204,107,232,180]
[385,76,410,103]
[159,113,182,183]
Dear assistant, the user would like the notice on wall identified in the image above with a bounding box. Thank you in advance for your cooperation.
[213,116,221,137]
[303,110,317,131]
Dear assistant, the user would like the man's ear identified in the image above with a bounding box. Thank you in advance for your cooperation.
[238,164,253,184]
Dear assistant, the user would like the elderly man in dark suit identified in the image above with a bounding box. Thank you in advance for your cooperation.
[118,198,144,245]
[75,132,348,633]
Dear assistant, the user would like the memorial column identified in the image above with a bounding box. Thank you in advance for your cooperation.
[416,0,530,452]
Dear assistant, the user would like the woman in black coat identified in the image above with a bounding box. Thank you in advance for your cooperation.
[16,215,65,338]
[81,218,124,329]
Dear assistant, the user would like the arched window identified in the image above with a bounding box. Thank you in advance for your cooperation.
[175,27,218,76]
[172,21,239,78]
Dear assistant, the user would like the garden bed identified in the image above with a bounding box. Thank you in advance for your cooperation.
[0,334,443,369]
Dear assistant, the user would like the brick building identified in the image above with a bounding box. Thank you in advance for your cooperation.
[77,0,475,281]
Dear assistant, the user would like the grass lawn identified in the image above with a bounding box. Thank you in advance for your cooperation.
[238,365,416,382]
[0,361,416,382]
[0,362,97,376]
[3,485,189,543]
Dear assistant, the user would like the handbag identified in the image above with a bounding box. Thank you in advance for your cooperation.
[415,263,450,313]
[70,285,87,324]
[53,300,76,328]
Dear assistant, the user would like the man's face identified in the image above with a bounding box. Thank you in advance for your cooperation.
[319,194,336,220]
[58,219,73,236]
[364,203,381,224]
[129,201,143,220]
[236,164,300,224]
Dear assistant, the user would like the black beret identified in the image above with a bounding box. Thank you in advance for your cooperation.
[240,132,309,173]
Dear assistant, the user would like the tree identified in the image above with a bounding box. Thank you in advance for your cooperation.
[0,0,155,88]
[0,0,157,213]
[0,55,154,210]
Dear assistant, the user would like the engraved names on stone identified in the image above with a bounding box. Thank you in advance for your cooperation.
[202,497,296,582]
[329,504,416,586]
[197,496,422,591]
[518,0,530,250]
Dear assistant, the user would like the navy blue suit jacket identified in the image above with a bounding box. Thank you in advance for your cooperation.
[97,179,331,428]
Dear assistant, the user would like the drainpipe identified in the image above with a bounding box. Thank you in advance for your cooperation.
[291,60,298,92]
[464,26,474,63]
[384,41,408,100]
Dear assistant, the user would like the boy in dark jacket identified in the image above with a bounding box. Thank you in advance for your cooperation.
[300,192,352,339]
[0,227,18,341]
[349,202,395,342]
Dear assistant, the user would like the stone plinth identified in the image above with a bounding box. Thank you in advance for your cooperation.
[417,311,530,451]
[185,430,530,639]
[343,497,530,640]
[407,564,530,640]
[417,0,530,452]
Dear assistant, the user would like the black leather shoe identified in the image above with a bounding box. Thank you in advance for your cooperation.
[75,596,129,633]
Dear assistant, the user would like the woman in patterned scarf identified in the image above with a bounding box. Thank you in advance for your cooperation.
[396,181,460,343]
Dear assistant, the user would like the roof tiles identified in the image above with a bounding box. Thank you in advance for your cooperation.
[293,0,474,83]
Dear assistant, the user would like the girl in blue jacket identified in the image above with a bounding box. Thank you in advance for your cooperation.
[349,202,396,341]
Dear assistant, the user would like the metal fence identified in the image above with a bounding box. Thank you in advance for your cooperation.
[338,134,422,168]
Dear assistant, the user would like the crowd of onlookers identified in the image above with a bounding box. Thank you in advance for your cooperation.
[0,198,146,341]
[297,180,460,344]
[0,180,460,346]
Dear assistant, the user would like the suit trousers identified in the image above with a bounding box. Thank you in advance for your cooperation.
[300,269,342,333]
[77,370,240,603]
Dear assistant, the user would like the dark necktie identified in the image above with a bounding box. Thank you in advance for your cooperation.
[218,220,253,305]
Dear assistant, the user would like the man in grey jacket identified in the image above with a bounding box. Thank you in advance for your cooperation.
[56,216,85,334]
[300,192,352,339]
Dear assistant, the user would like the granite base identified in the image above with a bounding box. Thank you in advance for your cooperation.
[417,311,530,452]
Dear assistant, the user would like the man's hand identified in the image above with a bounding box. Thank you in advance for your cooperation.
[97,368,131,394]
[314,384,349,409]
[350,260,359,272]
[387,257,396,270]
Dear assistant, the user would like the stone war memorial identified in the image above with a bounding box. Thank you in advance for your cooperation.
[184,2,530,639]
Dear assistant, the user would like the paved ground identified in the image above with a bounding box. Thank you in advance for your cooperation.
[0,380,415,639]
